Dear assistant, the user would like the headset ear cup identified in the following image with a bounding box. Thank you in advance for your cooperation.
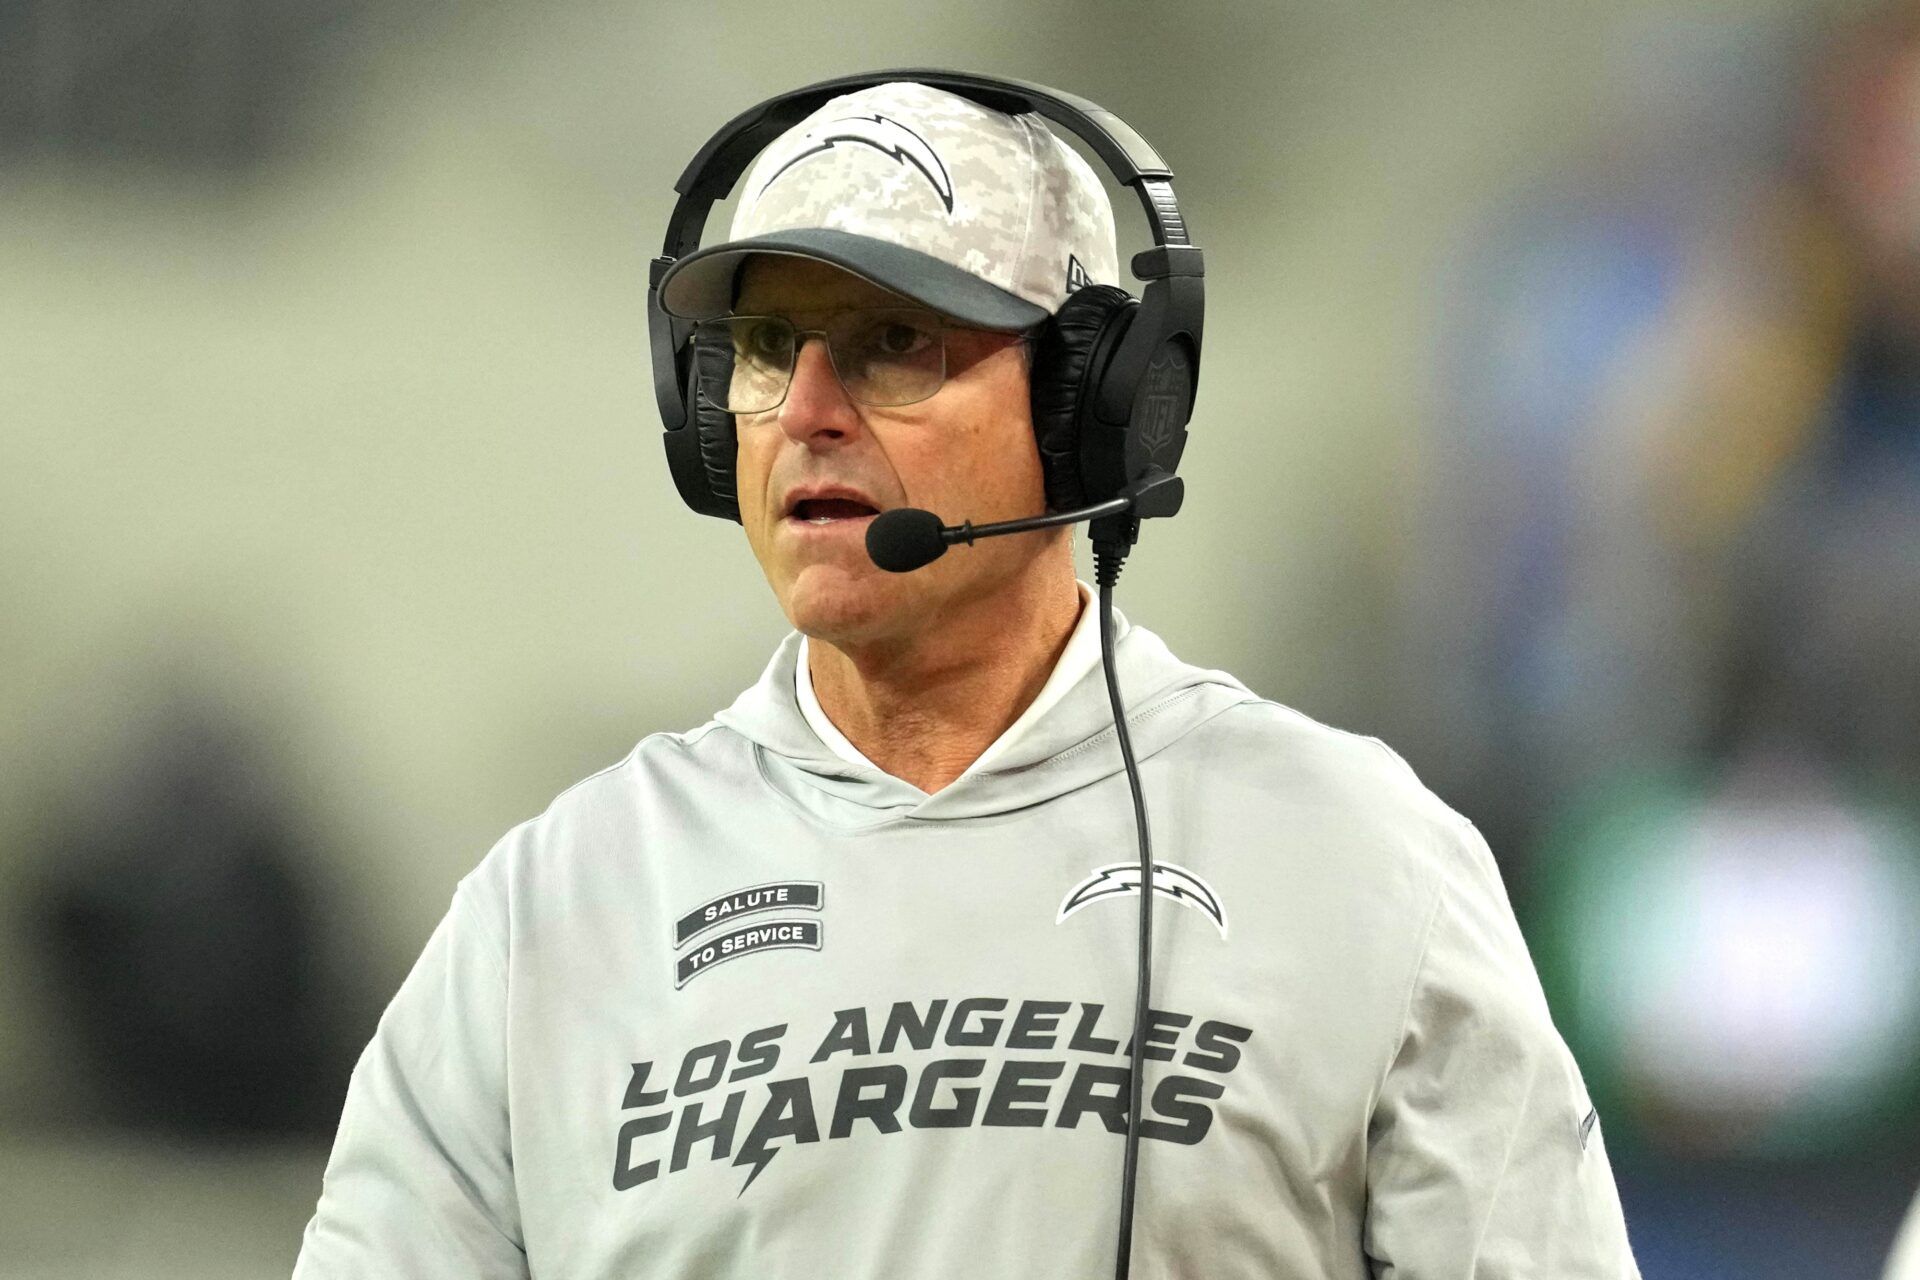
[1029,284,1137,512]
[695,397,741,523]
[689,333,743,523]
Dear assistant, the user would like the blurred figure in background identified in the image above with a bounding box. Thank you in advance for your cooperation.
[1402,5,1920,1274]
[19,668,361,1138]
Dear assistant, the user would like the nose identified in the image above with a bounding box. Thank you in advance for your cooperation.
[777,335,861,446]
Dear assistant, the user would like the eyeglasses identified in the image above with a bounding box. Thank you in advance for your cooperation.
[691,307,999,415]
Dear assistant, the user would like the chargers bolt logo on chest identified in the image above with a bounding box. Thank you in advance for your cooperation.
[1058,860,1228,939]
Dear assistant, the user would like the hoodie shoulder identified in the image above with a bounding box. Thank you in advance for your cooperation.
[461,720,756,892]
[1195,696,1483,881]
[1207,696,1443,795]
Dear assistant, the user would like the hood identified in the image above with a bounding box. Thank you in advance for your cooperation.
[711,606,1261,827]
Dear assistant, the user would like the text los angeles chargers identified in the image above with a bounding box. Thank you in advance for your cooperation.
[612,994,1254,1194]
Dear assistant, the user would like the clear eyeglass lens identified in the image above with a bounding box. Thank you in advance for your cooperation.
[693,309,947,413]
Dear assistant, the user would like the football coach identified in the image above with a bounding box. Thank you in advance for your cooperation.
[292,71,1640,1279]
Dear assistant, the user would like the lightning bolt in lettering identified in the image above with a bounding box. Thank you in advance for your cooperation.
[733,1144,778,1196]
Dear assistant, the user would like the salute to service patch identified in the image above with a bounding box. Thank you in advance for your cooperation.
[676,919,823,988]
[675,881,825,946]
[673,881,827,988]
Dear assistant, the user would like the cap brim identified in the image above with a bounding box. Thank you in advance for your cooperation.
[656,228,1049,331]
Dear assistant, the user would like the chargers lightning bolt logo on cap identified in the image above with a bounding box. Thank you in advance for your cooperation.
[755,114,955,213]
[1058,861,1229,939]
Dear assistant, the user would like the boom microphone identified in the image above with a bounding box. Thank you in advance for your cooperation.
[865,472,1184,574]
[864,508,953,573]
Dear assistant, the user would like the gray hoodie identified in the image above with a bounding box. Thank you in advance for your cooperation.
[293,608,1640,1278]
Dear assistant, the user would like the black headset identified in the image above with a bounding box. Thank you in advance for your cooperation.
[645,67,1204,532]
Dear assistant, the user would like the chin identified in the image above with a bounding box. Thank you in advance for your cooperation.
[777,560,915,646]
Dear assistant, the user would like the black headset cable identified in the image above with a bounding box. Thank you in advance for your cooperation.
[1094,542,1154,1280]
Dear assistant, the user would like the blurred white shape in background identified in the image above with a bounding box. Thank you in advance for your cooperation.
[1624,775,1917,1102]
[1889,1184,1920,1280]
[1560,747,1920,1156]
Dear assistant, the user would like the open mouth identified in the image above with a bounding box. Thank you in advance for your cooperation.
[789,498,879,524]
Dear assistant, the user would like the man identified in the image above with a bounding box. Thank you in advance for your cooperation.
[293,80,1640,1277]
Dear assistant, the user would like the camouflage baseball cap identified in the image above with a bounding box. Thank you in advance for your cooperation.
[655,81,1120,331]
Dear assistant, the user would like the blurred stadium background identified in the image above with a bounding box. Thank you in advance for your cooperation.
[4,0,1919,1274]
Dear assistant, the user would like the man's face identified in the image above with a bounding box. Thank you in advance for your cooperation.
[731,256,1057,649]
